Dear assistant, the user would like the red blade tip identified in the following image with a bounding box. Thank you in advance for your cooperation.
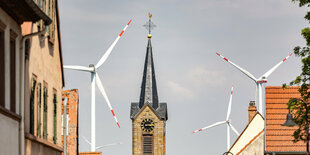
[111,110,115,116]
[127,19,132,25]
[117,122,120,128]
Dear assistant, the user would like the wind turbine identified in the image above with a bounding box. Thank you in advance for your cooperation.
[216,52,292,115]
[82,136,123,151]
[193,85,239,151]
[64,19,132,152]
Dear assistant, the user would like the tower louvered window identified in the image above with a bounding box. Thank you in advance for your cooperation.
[143,135,153,155]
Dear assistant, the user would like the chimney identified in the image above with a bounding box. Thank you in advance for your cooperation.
[248,101,257,122]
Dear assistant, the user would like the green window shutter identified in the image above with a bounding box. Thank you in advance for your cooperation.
[53,93,57,144]
[43,87,48,139]
[47,0,51,36]
[37,83,41,137]
[30,78,36,135]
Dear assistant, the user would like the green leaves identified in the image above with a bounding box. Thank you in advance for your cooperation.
[286,0,310,143]
[292,0,310,7]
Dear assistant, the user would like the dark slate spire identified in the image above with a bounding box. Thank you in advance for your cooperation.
[130,13,167,120]
[139,37,159,109]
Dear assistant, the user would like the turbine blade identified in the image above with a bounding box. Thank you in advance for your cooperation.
[228,123,240,136]
[95,73,120,128]
[64,65,93,72]
[95,19,132,68]
[216,52,257,82]
[260,53,293,79]
[96,142,123,150]
[192,121,226,133]
[82,136,91,146]
[226,84,234,120]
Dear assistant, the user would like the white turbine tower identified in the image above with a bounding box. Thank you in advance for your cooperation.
[64,19,132,152]
[216,52,292,115]
[193,85,239,151]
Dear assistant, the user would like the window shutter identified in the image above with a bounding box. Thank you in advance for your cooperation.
[53,93,57,144]
[30,78,36,135]
[43,87,48,139]
[143,135,153,155]
[37,83,42,137]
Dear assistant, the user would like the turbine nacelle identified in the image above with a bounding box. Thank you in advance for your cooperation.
[89,64,96,72]
[256,79,267,84]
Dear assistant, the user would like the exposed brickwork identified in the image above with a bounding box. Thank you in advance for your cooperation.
[248,101,257,122]
[265,86,306,152]
[62,89,79,155]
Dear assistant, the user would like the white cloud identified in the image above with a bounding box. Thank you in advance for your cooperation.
[187,66,226,87]
[167,81,194,99]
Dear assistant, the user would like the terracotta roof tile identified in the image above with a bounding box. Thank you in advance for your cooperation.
[265,86,306,152]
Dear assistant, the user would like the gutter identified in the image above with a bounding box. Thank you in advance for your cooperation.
[265,152,307,155]
[20,23,50,155]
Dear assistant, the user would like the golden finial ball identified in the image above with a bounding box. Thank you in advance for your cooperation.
[147,34,152,38]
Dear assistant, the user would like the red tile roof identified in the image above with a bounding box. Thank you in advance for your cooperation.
[266,86,306,152]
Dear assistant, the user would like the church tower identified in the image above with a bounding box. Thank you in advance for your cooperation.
[130,14,168,155]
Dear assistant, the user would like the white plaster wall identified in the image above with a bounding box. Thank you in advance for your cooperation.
[229,113,264,155]
[0,113,19,155]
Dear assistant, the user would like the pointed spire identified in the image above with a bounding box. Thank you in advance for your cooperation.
[139,14,159,109]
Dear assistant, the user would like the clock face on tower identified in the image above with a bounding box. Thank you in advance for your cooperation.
[141,118,155,132]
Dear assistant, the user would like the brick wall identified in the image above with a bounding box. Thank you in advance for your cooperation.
[62,89,79,155]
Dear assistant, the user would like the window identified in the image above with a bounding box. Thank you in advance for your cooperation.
[53,89,57,144]
[143,135,153,155]
[42,0,46,13]
[10,30,17,113]
[48,0,56,43]
[0,22,5,107]
[30,77,37,134]
[37,83,42,137]
[43,83,48,139]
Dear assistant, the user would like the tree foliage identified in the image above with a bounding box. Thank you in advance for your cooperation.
[283,0,310,143]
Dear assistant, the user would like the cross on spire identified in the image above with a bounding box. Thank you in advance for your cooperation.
[143,13,156,35]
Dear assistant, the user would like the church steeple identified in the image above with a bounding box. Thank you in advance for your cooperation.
[139,13,158,109]
[130,14,167,155]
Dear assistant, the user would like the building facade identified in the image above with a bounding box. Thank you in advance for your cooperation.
[22,0,65,154]
[0,1,52,155]
[130,26,168,155]
[62,89,79,155]
[229,102,264,155]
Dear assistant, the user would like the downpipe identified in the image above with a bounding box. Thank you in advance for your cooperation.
[20,23,49,155]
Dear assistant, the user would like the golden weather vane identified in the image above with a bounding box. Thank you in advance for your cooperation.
[143,13,156,38]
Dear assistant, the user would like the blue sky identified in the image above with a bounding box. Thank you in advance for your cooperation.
[59,0,306,154]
